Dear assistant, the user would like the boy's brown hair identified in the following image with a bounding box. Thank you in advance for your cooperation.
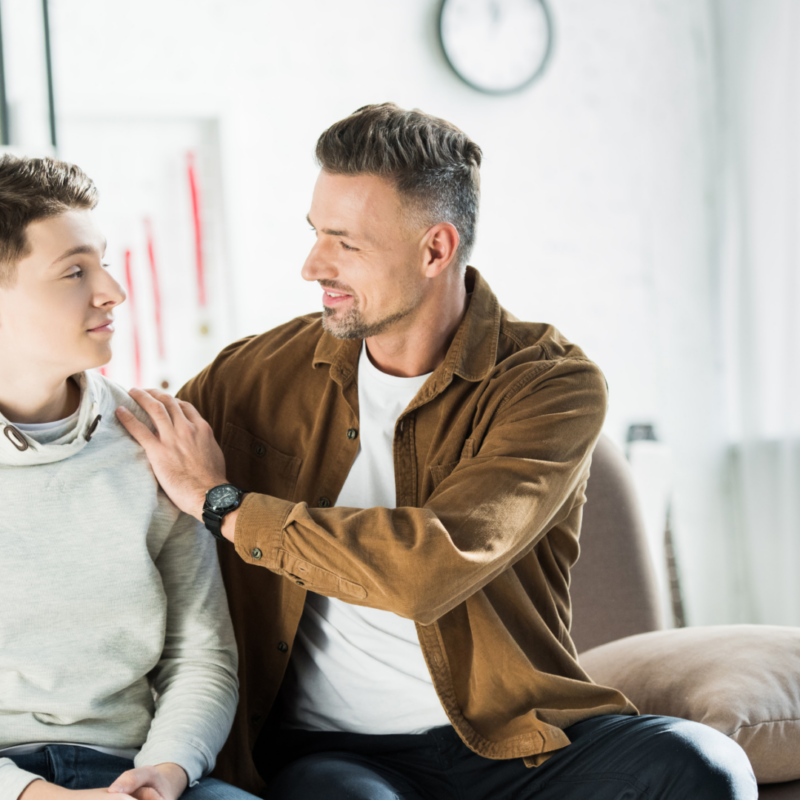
[0,154,98,286]
[316,103,482,271]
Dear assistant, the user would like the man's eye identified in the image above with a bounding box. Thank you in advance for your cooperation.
[340,241,356,251]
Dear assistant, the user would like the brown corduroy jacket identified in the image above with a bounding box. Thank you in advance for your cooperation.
[178,267,636,794]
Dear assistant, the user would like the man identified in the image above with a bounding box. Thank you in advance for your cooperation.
[119,103,757,799]
[0,155,256,800]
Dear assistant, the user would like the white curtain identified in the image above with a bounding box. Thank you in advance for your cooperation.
[717,0,800,624]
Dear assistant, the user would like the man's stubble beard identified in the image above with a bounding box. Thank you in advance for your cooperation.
[320,262,426,340]
[322,299,416,340]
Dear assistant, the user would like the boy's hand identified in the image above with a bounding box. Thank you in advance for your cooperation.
[116,388,228,521]
[17,761,187,800]
[109,763,189,800]
[20,783,135,799]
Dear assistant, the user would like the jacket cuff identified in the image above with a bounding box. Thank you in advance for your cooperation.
[233,492,294,569]
[135,741,209,787]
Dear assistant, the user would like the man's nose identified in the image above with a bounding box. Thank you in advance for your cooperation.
[301,240,337,283]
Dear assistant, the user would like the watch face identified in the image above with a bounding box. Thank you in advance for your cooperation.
[208,484,239,510]
[440,0,553,94]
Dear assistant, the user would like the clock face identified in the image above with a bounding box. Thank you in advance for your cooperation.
[209,484,239,509]
[439,0,553,95]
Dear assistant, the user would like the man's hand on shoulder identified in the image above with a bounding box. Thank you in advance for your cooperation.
[116,388,228,521]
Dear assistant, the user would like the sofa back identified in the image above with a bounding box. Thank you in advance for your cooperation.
[570,434,664,653]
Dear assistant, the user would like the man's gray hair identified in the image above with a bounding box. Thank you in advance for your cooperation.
[315,103,482,272]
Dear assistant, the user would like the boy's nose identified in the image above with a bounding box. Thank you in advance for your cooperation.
[97,271,127,307]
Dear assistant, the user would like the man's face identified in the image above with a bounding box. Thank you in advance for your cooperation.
[0,209,126,377]
[302,171,427,340]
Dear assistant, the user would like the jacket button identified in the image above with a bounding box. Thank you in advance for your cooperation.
[318,497,331,508]
[347,428,358,440]
[252,547,262,559]
[277,641,289,653]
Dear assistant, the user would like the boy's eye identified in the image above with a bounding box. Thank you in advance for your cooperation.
[66,268,84,279]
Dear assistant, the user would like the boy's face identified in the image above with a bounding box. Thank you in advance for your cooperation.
[0,209,125,377]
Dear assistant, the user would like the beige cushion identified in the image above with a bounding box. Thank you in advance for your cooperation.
[579,625,800,783]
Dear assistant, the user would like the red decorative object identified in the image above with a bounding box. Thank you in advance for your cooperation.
[144,219,165,359]
[187,152,206,307]
[124,249,142,387]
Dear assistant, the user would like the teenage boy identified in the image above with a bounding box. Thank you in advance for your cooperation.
[0,155,256,800]
[121,105,758,799]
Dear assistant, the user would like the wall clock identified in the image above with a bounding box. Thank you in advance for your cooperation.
[439,0,553,95]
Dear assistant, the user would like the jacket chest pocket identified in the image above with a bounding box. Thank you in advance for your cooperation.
[222,422,302,502]
[429,438,476,489]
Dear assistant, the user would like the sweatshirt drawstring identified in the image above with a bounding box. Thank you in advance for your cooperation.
[85,415,102,442]
[85,402,101,442]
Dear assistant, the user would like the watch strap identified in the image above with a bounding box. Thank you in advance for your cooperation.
[202,508,227,540]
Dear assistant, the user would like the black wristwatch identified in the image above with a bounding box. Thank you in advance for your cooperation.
[202,484,246,540]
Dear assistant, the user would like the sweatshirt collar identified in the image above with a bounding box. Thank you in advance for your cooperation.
[312,266,501,390]
[0,372,105,466]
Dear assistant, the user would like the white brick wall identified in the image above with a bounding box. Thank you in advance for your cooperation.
[28,0,731,625]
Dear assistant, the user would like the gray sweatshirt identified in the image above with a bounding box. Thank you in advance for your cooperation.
[0,372,239,800]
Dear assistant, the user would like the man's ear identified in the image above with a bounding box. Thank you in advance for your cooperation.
[422,223,460,278]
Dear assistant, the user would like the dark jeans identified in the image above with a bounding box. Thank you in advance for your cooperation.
[10,745,257,799]
[263,715,757,800]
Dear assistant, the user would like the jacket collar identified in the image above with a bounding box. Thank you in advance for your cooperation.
[312,266,501,391]
[0,372,105,466]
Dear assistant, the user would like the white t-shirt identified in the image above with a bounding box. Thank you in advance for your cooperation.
[283,343,451,734]
[12,407,80,430]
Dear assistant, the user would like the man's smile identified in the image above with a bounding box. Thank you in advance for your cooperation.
[321,285,354,308]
